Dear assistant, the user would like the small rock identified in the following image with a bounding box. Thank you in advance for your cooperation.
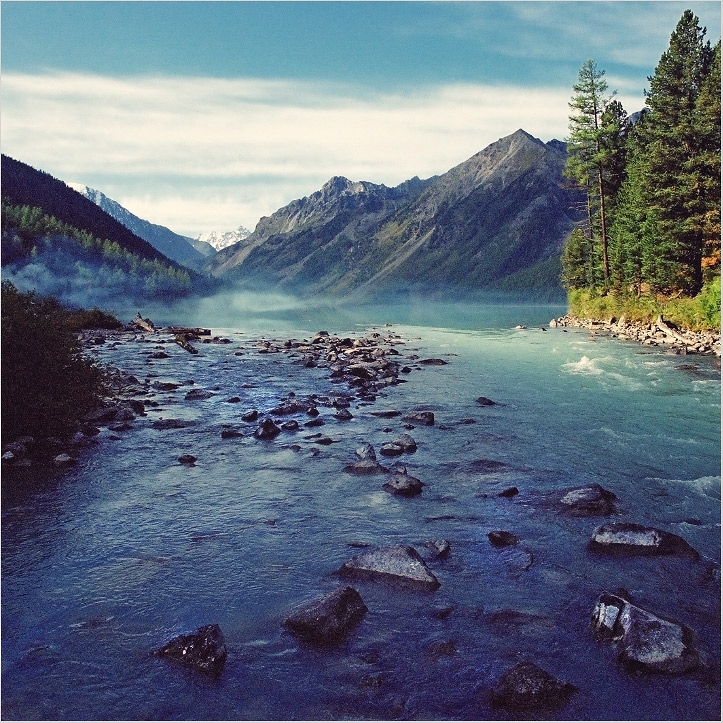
[241,410,259,422]
[152,418,191,430]
[220,428,243,439]
[476,396,497,406]
[383,470,424,497]
[284,586,367,645]
[334,409,354,421]
[226,396,241,403]
[555,484,618,516]
[490,661,576,712]
[178,454,196,464]
[154,623,227,673]
[281,420,300,431]
[254,419,281,440]
[420,358,448,366]
[356,443,377,460]
[425,539,451,559]
[53,453,77,466]
[402,410,434,426]
[391,433,417,453]
[498,486,519,498]
[488,530,519,547]
[379,443,404,457]
[344,459,390,475]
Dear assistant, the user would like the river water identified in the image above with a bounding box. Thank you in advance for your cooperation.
[2,302,720,721]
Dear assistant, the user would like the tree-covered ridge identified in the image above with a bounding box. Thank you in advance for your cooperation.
[562,10,720,329]
[2,198,193,297]
[1,154,175,265]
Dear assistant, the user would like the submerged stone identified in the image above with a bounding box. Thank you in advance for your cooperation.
[488,530,519,547]
[490,661,577,712]
[591,592,700,674]
[154,623,227,673]
[284,586,367,645]
[338,544,440,589]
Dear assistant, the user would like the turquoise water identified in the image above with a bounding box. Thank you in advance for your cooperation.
[2,303,720,720]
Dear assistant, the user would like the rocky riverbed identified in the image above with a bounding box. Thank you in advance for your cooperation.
[2,311,720,720]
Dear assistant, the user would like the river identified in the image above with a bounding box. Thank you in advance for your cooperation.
[1,302,720,720]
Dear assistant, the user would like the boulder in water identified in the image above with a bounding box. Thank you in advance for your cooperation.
[338,544,440,590]
[383,469,424,497]
[284,586,367,645]
[554,484,618,516]
[490,661,577,712]
[402,410,435,426]
[254,419,281,440]
[154,623,227,673]
[591,592,700,674]
[589,522,699,558]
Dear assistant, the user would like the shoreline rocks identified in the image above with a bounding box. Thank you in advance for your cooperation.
[550,314,721,357]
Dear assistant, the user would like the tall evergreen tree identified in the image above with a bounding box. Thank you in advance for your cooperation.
[694,40,721,280]
[640,10,714,294]
[565,60,620,285]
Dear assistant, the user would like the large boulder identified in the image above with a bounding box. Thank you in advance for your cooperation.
[338,544,440,590]
[154,623,227,673]
[284,586,367,645]
[591,592,700,674]
[490,661,577,712]
[589,522,699,558]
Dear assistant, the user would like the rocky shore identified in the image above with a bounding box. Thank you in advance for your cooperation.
[3,313,720,719]
[550,313,721,358]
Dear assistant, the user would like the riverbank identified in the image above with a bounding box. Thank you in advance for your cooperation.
[550,313,721,359]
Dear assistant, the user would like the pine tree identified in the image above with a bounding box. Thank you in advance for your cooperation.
[640,10,715,294]
[565,60,622,285]
[694,40,721,280]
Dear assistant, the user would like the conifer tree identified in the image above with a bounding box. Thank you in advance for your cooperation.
[640,10,714,294]
[565,60,621,285]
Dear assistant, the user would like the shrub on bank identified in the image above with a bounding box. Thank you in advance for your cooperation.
[568,278,721,332]
[1,281,110,441]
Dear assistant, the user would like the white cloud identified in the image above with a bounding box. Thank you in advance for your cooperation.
[3,71,596,236]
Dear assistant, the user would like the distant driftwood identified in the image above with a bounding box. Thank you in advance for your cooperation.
[132,312,155,333]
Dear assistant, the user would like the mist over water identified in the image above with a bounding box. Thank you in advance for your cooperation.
[1,301,720,720]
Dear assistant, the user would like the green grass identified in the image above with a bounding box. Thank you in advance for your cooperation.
[568,277,721,332]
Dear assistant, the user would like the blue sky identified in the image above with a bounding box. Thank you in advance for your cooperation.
[2,1,720,237]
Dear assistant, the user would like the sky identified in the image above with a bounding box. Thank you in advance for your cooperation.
[1,1,721,238]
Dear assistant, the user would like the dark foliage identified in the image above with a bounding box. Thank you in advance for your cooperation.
[1,281,108,441]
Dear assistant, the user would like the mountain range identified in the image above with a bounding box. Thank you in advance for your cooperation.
[197,227,252,252]
[210,129,584,300]
[2,129,584,303]
[67,183,215,267]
